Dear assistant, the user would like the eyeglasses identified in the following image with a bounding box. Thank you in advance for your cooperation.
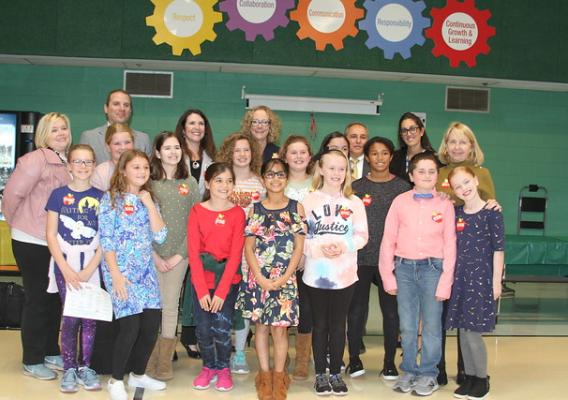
[399,126,421,136]
[264,171,287,180]
[70,159,95,166]
[328,145,349,153]
[252,119,270,126]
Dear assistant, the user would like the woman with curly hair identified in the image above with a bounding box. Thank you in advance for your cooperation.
[240,105,282,164]
[216,132,266,375]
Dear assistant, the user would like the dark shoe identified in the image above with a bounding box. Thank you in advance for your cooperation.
[184,344,201,359]
[437,369,448,386]
[314,374,332,396]
[346,356,365,378]
[468,377,489,400]
[380,363,399,381]
[329,374,348,396]
[453,374,474,399]
[456,369,466,385]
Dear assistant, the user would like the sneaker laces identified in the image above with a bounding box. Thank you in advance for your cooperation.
[63,369,77,382]
[79,367,96,380]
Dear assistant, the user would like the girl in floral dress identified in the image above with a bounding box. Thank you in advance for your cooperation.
[98,149,167,400]
[236,158,305,400]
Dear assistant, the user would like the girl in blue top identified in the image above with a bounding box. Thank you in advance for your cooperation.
[98,149,167,400]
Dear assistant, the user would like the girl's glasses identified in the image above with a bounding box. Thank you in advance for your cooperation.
[252,119,270,126]
[264,171,287,179]
[399,126,420,136]
[70,159,95,166]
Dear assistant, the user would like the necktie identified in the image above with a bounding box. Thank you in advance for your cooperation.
[351,159,359,179]
[414,193,434,200]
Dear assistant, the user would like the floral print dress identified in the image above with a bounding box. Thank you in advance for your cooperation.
[235,200,304,326]
[99,192,167,319]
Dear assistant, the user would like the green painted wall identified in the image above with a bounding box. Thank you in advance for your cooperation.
[1,63,567,235]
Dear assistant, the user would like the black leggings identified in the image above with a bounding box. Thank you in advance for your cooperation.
[297,270,313,334]
[347,266,399,363]
[306,284,355,375]
[112,309,161,380]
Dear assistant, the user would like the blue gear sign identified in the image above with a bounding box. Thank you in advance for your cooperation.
[359,0,430,59]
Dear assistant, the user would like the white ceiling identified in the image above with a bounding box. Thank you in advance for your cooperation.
[2,54,568,92]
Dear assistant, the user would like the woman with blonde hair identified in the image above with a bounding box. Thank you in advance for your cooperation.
[3,112,72,380]
[240,105,282,164]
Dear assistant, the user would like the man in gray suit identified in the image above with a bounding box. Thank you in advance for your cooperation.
[345,122,370,180]
[80,89,151,163]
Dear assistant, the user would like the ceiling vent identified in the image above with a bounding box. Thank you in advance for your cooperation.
[445,86,490,113]
[123,70,173,98]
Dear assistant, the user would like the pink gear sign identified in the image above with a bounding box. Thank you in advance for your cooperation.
[425,0,496,68]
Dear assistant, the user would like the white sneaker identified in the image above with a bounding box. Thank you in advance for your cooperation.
[107,379,128,400]
[128,373,166,391]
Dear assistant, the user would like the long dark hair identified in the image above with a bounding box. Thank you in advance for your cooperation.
[313,131,349,162]
[150,131,189,181]
[174,109,216,161]
[397,112,435,152]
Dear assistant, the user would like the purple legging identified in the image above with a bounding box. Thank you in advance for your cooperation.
[54,265,97,370]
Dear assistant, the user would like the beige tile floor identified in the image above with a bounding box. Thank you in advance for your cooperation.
[0,330,565,400]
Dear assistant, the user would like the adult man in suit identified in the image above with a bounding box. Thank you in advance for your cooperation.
[80,89,151,163]
[345,122,370,180]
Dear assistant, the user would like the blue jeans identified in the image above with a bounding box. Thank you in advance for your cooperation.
[395,257,443,377]
[193,285,238,370]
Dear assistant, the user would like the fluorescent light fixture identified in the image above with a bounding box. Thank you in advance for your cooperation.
[242,86,383,115]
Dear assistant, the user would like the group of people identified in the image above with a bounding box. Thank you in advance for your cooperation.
[2,88,504,400]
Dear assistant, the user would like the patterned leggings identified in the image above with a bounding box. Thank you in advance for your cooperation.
[54,266,96,370]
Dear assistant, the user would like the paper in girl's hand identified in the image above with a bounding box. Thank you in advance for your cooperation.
[63,282,113,321]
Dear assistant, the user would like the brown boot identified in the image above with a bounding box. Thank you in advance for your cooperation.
[272,370,290,400]
[145,339,160,378]
[255,370,273,400]
[155,337,177,381]
[292,333,311,380]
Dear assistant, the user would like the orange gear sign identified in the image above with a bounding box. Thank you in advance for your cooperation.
[290,0,365,51]
[146,0,222,56]
[425,0,496,68]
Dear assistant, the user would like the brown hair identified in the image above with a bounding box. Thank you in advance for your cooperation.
[216,132,262,175]
[150,131,189,181]
[174,109,216,161]
[105,123,134,145]
[279,134,314,174]
[105,89,131,106]
[408,152,440,175]
[109,149,153,208]
[202,162,235,201]
[67,144,96,163]
[240,105,282,144]
[311,149,353,198]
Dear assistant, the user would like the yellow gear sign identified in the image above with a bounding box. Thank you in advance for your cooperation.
[146,0,222,56]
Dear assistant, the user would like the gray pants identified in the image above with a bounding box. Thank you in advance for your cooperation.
[459,329,487,377]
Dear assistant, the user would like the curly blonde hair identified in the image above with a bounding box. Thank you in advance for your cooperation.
[216,132,262,174]
[239,105,282,144]
[438,121,485,165]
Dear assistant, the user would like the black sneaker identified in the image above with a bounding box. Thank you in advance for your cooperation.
[437,369,448,386]
[346,356,365,378]
[468,377,489,400]
[329,374,348,396]
[314,374,332,396]
[380,363,399,381]
[454,374,475,399]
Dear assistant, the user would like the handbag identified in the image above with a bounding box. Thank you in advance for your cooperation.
[0,281,25,328]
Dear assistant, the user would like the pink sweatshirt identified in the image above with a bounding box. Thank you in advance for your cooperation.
[301,190,368,290]
[379,189,456,299]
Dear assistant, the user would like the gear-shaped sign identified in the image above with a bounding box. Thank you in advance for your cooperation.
[219,0,295,42]
[290,0,365,51]
[146,0,222,56]
[359,0,430,60]
[425,0,496,68]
